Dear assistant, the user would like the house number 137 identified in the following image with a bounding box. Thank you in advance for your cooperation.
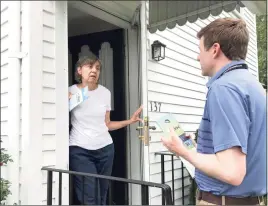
[149,101,161,112]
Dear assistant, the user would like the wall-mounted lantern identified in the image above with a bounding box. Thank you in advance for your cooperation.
[151,40,166,61]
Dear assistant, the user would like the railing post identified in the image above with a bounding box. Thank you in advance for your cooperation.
[47,171,53,205]
[161,154,165,205]
[108,181,113,205]
[59,172,62,205]
[141,185,149,205]
[95,178,100,205]
[163,186,173,205]
[69,174,74,205]
[82,176,85,205]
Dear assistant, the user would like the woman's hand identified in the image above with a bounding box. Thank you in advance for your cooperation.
[69,92,72,99]
[130,105,143,124]
[105,105,143,131]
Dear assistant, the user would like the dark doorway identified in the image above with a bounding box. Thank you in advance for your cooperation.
[68,29,128,205]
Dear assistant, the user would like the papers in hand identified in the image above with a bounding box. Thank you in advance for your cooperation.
[156,113,196,178]
[69,87,89,111]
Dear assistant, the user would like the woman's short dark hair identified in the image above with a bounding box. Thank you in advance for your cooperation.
[74,55,102,83]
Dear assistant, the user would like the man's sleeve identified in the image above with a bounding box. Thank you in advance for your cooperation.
[208,84,250,154]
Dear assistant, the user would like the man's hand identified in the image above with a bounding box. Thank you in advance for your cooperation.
[185,133,197,147]
[161,128,246,186]
[161,128,188,156]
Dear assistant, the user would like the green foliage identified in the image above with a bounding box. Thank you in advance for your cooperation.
[0,149,13,165]
[0,139,13,204]
[256,15,267,87]
[0,178,11,204]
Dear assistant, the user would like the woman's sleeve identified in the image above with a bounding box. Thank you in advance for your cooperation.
[106,90,112,111]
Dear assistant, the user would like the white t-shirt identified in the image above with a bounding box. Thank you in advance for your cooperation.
[69,84,113,150]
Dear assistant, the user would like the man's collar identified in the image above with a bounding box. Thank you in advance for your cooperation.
[206,60,246,88]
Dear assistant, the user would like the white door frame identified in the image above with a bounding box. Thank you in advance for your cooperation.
[55,1,69,205]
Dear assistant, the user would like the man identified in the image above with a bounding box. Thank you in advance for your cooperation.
[161,18,267,205]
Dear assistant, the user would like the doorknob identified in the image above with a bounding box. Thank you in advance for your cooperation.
[136,125,156,131]
[136,117,150,146]
[149,126,156,130]
[136,126,143,131]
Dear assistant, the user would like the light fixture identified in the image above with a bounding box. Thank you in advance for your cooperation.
[151,40,166,61]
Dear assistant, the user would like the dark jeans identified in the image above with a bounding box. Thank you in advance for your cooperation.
[69,144,114,205]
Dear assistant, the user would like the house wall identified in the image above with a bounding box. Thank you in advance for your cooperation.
[0,0,10,193]
[1,1,22,204]
[146,8,259,205]
[17,1,59,204]
[41,1,69,205]
[19,1,68,205]
[240,7,259,78]
[40,2,58,204]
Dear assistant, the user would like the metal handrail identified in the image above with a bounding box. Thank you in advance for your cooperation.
[41,167,173,205]
[155,151,186,205]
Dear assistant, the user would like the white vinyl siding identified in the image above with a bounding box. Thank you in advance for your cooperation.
[1,1,23,204]
[0,0,10,188]
[240,7,259,78]
[147,8,259,205]
[41,1,57,204]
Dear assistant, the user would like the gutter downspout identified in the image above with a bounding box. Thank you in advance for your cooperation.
[8,1,22,204]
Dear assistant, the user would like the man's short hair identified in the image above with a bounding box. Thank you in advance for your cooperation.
[197,17,249,60]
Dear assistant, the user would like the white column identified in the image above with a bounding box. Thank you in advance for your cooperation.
[20,1,43,204]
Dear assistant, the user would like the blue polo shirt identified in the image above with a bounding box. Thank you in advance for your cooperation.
[195,60,267,197]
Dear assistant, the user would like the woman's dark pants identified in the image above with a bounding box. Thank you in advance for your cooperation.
[69,144,114,205]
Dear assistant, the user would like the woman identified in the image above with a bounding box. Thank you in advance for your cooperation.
[68,55,142,205]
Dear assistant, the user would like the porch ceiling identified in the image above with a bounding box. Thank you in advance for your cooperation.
[83,1,141,23]
[148,0,266,33]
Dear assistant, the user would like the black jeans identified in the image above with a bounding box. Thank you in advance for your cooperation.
[69,144,114,205]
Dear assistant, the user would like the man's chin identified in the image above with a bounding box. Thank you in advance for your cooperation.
[201,70,208,77]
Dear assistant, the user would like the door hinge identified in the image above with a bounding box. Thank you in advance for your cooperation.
[9,52,28,59]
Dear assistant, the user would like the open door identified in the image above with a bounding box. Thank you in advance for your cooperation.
[124,1,152,204]
[139,0,151,188]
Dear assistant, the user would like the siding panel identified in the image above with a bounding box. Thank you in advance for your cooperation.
[0,4,10,203]
[1,63,8,80]
[1,78,8,93]
[1,49,9,66]
[1,20,9,38]
[43,87,56,103]
[43,56,55,73]
[1,34,9,52]
[41,2,57,204]
[241,7,259,79]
